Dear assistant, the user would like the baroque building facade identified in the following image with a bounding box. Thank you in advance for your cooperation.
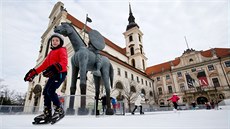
[146,48,230,107]
[24,2,154,112]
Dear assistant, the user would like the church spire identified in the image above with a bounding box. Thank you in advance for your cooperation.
[126,3,139,31]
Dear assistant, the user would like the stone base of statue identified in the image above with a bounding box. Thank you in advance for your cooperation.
[77,107,89,115]
[106,108,114,115]
[66,108,75,115]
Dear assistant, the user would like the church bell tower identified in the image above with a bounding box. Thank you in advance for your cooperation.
[123,3,147,72]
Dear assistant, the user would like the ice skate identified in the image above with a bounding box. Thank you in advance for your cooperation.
[140,112,144,115]
[173,109,177,113]
[32,108,52,125]
[131,112,135,115]
[51,107,65,124]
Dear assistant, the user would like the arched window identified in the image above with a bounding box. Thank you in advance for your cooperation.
[130,86,136,93]
[131,59,135,67]
[142,59,145,70]
[115,81,123,90]
[130,47,134,55]
[141,89,146,95]
[149,91,153,97]
[129,35,133,42]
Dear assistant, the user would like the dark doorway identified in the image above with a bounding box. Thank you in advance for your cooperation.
[197,96,208,104]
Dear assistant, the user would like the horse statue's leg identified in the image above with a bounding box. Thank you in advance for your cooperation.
[102,68,114,115]
[78,53,89,115]
[93,75,101,115]
[66,60,79,115]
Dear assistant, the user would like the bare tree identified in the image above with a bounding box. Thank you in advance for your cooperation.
[118,80,141,112]
[0,78,26,105]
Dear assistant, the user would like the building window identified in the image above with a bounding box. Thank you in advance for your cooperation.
[158,87,163,95]
[208,65,215,71]
[180,83,185,92]
[38,75,41,83]
[137,76,139,83]
[131,74,134,80]
[131,59,135,67]
[146,80,148,86]
[45,40,51,57]
[129,35,133,42]
[140,45,143,54]
[125,71,128,78]
[130,47,134,55]
[130,86,136,92]
[177,72,182,77]
[191,68,196,72]
[117,68,121,76]
[212,78,220,87]
[189,58,193,62]
[157,77,160,81]
[168,86,173,93]
[149,82,151,87]
[138,34,141,42]
[225,61,230,67]
[141,79,143,84]
[142,59,145,70]
[149,91,153,97]
[166,75,170,80]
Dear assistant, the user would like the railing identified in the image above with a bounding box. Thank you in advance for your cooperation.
[0,95,213,115]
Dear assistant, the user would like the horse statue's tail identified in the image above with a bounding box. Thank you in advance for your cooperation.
[109,63,114,88]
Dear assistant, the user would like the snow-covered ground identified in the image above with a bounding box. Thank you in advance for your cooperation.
[0,110,229,129]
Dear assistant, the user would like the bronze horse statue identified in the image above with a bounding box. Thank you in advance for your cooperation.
[54,22,114,115]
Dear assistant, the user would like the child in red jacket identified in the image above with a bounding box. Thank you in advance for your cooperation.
[167,93,180,110]
[24,33,68,123]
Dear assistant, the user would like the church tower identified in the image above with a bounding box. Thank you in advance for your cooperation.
[123,3,147,72]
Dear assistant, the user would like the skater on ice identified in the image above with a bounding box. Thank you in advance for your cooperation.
[167,93,180,111]
[131,93,147,115]
[24,33,67,124]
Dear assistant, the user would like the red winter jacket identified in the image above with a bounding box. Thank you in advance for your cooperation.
[35,47,68,74]
[168,95,180,103]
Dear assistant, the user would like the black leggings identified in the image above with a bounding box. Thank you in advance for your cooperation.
[132,105,143,113]
[43,72,67,109]
[173,102,178,109]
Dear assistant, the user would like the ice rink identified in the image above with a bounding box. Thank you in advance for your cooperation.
[0,109,229,129]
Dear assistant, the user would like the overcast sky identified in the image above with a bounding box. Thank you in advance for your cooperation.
[0,0,229,93]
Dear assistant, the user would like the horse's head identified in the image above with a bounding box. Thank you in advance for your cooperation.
[54,22,73,37]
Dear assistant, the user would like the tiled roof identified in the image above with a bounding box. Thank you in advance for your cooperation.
[145,48,230,76]
[201,48,230,58]
[145,58,180,75]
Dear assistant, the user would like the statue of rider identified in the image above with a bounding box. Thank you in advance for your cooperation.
[88,29,105,77]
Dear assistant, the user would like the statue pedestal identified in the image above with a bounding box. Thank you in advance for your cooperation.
[77,107,89,115]
[66,108,75,115]
[106,108,114,115]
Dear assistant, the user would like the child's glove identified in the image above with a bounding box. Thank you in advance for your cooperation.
[24,69,38,82]
[43,63,62,78]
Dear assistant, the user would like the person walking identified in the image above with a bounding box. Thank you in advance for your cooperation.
[131,93,146,115]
